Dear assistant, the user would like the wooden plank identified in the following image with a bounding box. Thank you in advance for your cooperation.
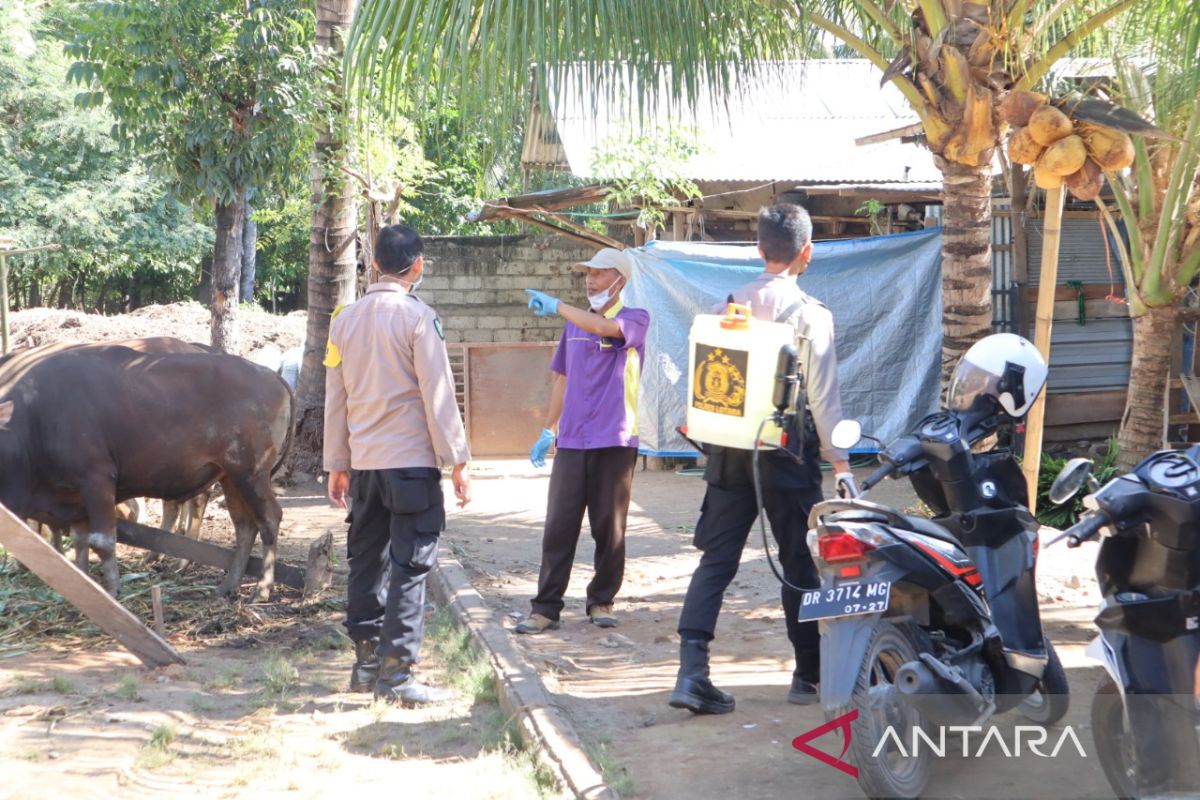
[0,504,184,668]
[1023,186,1066,513]
[1045,390,1127,426]
[1025,284,1125,302]
[115,520,305,591]
[1051,299,1130,321]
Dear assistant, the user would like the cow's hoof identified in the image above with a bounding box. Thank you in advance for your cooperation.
[252,586,272,604]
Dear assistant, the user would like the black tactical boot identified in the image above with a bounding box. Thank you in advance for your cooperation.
[349,638,380,693]
[787,672,820,705]
[788,651,820,705]
[374,654,454,706]
[668,638,735,715]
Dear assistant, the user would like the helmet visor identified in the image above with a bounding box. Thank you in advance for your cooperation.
[947,359,997,412]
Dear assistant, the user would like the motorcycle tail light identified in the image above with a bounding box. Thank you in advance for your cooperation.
[818,532,877,563]
[838,564,863,579]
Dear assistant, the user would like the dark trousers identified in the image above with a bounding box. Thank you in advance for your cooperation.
[343,468,445,664]
[530,447,638,620]
[677,448,824,680]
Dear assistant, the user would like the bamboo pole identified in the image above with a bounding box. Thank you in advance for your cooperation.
[1022,185,1066,513]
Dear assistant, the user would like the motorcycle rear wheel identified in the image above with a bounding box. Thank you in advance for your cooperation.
[827,619,931,800]
[1017,640,1070,725]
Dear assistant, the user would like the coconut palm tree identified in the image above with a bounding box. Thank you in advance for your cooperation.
[1097,9,1200,468]
[346,0,1137,384]
[293,0,359,462]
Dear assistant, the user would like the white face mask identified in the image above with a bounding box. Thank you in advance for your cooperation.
[587,276,622,310]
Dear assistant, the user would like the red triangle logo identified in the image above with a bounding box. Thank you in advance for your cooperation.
[791,708,859,778]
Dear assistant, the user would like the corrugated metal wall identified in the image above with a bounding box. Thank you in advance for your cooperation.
[1026,215,1131,394]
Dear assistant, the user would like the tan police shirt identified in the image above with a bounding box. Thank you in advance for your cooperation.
[323,281,470,472]
[726,270,849,464]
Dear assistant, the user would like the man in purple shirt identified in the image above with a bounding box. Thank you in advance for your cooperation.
[516,248,650,633]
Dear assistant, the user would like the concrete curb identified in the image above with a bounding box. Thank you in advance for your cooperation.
[430,553,619,800]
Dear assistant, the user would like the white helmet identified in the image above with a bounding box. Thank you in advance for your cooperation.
[947,333,1048,419]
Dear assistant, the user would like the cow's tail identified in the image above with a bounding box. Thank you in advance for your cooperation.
[271,372,297,478]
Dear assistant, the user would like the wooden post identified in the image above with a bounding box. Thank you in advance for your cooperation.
[0,253,9,355]
[150,585,165,638]
[1022,186,1066,513]
[1010,168,1031,339]
[0,504,184,668]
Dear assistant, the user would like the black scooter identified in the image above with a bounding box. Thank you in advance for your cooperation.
[801,404,1069,799]
[1050,448,1200,799]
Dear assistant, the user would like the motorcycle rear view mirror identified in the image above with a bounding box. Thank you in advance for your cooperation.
[831,419,862,450]
[1049,457,1093,505]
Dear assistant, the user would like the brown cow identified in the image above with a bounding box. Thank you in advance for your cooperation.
[0,344,293,599]
[2,339,217,568]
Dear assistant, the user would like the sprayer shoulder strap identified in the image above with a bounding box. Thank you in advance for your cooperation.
[775,298,807,324]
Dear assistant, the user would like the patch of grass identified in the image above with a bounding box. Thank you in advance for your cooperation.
[137,725,176,770]
[583,739,635,797]
[260,652,300,696]
[113,675,141,702]
[149,725,175,750]
[11,675,48,695]
[188,693,219,714]
[427,608,497,703]
[225,731,277,759]
[479,707,522,753]
[204,666,242,691]
[50,674,80,695]
[302,634,350,655]
[379,742,407,760]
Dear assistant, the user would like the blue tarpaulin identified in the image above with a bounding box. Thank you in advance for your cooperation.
[622,228,944,457]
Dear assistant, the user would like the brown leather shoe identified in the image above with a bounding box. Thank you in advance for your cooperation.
[588,604,618,628]
[515,614,561,634]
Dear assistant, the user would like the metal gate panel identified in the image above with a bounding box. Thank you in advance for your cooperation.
[460,342,557,458]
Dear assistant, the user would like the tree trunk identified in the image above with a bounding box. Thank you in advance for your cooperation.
[937,157,995,389]
[293,0,359,470]
[240,189,258,306]
[211,198,245,354]
[1117,305,1177,470]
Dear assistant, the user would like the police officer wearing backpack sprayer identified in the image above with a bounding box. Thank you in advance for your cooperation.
[324,224,471,706]
[670,203,856,715]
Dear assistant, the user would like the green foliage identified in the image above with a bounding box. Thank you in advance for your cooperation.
[590,129,701,233]
[67,0,318,208]
[1036,437,1120,529]
[0,0,212,310]
[855,198,886,236]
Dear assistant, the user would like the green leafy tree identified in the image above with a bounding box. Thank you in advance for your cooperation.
[1097,11,1200,468]
[347,0,1139,383]
[0,0,211,312]
[591,128,702,234]
[67,0,316,352]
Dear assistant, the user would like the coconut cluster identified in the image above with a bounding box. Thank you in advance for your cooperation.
[1001,91,1134,200]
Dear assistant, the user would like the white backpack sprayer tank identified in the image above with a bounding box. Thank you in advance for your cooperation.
[685,303,799,449]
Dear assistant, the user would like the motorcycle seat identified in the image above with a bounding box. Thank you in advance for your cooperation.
[900,515,961,546]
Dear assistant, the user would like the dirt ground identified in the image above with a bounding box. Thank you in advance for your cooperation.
[6,303,307,360]
[1,459,1117,800]
[450,460,1113,800]
[0,487,557,800]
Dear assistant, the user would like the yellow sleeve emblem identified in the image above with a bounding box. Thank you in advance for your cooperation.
[323,304,347,368]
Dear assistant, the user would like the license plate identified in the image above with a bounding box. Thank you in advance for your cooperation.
[798,580,892,621]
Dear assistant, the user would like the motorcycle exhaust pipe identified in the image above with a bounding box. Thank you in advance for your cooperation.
[895,657,993,726]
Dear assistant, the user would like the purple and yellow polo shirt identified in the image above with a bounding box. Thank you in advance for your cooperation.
[550,300,650,450]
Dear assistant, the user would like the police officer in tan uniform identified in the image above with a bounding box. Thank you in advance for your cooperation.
[324,224,471,705]
[670,204,855,715]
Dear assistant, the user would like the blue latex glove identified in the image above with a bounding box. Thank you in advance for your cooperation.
[530,427,556,467]
[525,288,560,317]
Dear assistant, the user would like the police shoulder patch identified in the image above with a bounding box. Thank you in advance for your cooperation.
[433,317,444,340]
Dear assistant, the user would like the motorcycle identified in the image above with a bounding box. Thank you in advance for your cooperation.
[1049,448,1200,799]
[800,406,1069,799]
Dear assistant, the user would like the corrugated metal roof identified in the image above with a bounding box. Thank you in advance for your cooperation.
[536,61,951,184]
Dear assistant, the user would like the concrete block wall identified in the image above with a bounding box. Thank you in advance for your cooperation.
[419,234,595,343]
